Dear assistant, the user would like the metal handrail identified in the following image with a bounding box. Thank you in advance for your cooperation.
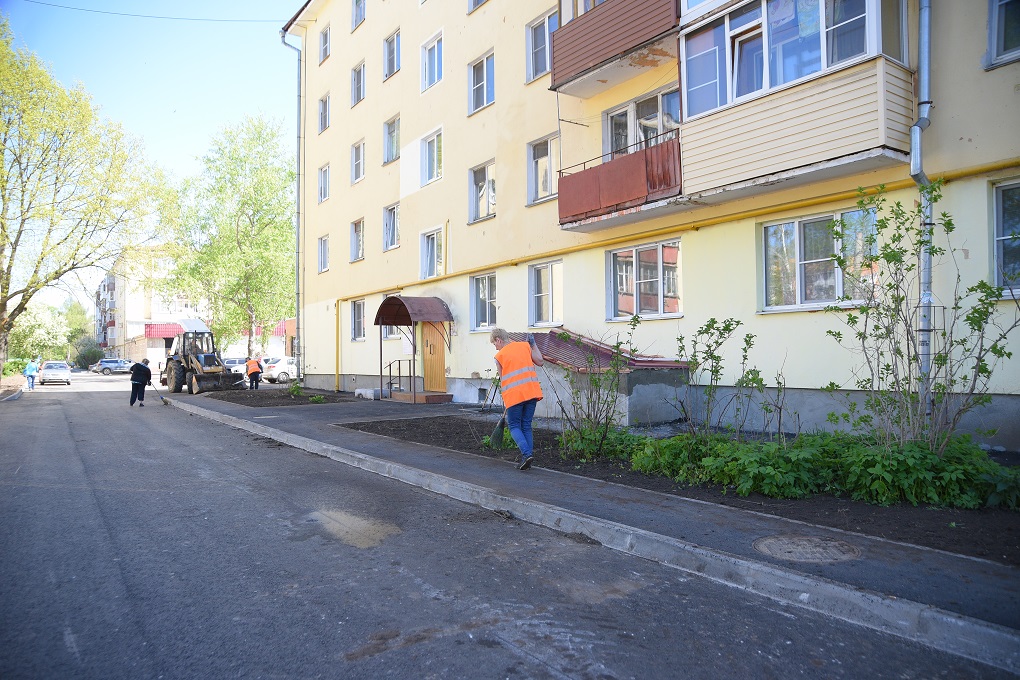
[384,359,411,394]
[559,127,679,177]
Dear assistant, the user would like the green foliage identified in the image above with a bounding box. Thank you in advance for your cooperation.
[3,358,27,376]
[631,434,718,483]
[482,426,515,450]
[287,381,304,397]
[560,426,643,462]
[308,395,325,404]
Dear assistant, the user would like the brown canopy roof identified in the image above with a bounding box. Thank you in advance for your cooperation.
[373,296,454,326]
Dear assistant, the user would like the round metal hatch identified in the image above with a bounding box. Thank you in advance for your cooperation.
[753,534,862,563]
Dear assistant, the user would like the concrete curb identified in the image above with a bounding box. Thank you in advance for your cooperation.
[175,399,1020,674]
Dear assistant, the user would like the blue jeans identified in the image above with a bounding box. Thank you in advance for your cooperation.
[25,375,35,390]
[505,398,538,458]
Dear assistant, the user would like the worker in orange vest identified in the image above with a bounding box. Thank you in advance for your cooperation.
[490,328,544,470]
[245,357,263,390]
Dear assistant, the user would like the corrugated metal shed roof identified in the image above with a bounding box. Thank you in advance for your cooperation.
[509,329,682,373]
[145,323,183,338]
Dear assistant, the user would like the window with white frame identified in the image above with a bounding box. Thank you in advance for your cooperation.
[880,0,906,64]
[995,181,1020,291]
[422,129,443,184]
[609,241,681,319]
[470,0,489,10]
[350,219,365,262]
[352,62,366,106]
[528,135,559,203]
[471,273,497,329]
[317,236,329,273]
[317,164,329,203]
[988,0,1020,67]
[319,26,330,62]
[574,0,607,16]
[352,299,365,340]
[422,33,443,90]
[384,116,400,163]
[470,161,495,222]
[352,0,365,30]
[421,228,443,279]
[530,261,563,325]
[682,0,896,119]
[607,89,680,156]
[383,203,400,250]
[384,30,401,78]
[352,141,365,183]
[763,208,876,309]
[469,52,495,113]
[382,296,399,338]
[526,9,558,81]
[318,94,330,133]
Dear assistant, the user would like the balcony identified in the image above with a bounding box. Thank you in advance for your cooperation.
[558,130,681,224]
[551,0,678,98]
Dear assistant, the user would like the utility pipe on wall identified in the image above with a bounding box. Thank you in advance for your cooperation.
[909,0,934,417]
[281,30,303,384]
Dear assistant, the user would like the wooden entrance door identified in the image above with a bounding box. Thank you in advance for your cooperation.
[421,322,446,392]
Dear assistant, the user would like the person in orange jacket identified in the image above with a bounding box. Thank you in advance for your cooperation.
[245,357,263,390]
[490,328,544,470]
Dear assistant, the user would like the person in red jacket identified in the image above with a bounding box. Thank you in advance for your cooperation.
[490,328,544,470]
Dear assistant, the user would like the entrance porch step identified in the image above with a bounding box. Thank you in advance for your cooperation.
[388,391,453,404]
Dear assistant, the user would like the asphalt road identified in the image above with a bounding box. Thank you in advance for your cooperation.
[0,373,1010,679]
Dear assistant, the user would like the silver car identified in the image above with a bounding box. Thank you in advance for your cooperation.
[39,361,72,385]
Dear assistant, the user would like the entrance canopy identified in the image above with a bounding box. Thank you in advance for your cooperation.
[373,295,453,326]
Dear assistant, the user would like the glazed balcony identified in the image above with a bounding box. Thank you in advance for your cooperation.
[551,0,679,98]
[558,130,681,224]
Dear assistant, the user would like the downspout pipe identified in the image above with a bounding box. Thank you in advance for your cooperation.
[909,0,933,418]
[281,30,303,383]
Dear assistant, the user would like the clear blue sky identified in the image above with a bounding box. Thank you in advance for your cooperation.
[1,0,301,179]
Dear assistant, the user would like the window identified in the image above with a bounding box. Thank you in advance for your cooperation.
[682,0,881,119]
[530,261,563,325]
[470,0,489,9]
[880,0,906,63]
[352,63,366,105]
[352,0,365,30]
[352,141,365,183]
[995,181,1020,291]
[350,219,365,262]
[607,89,680,156]
[421,228,443,279]
[470,52,495,112]
[352,299,365,340]
[763,208,876,309]
[527,9,559,81]
[609,242,681,319]
[384,30,401,78]
[317,236,329,273]
[317,164,329,203]
[528,135,559,203]
[574,0,607,16]
[318,94,330,133]
[384,203,400,250]
[470,161,495,222]
[988,0,1020,67]
[471,273,497,329]
[384,116,400,163]
[320,26,330,62]
[422,33,443,90]
[423,129,443,184]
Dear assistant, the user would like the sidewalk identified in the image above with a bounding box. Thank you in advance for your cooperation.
[171,393,1020,674]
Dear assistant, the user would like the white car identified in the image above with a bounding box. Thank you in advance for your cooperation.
[223,357,247,375]
[261,357,297,384]
[39,361,72,385]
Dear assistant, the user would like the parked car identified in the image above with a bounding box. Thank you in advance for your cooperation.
[262,357,297,384]
[39,361,72,385]
[222,358,247,375]
[89,358,134,375]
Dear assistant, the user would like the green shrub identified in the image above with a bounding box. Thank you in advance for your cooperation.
[308,395,325,404]
[700,438,828,499]
[631,434,716,483]
[560,426,643,461]
[3,358,28,377]
[287,381,304,397]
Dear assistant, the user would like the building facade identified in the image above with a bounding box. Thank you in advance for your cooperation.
[284,0,1020,447]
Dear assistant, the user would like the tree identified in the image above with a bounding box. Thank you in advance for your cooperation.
[160,115,295,357]
[7,303,67,359]
[0,20,155,376]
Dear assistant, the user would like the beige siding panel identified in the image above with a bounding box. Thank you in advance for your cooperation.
[680,61,917,193]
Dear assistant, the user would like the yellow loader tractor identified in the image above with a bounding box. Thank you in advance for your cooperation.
[161,319,245,394]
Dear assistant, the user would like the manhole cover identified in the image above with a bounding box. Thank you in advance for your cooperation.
[753,535,861,563]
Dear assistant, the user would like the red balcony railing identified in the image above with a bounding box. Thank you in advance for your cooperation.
[558,129,681,224]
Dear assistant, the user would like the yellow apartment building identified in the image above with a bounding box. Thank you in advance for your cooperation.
[283,0,1020,448]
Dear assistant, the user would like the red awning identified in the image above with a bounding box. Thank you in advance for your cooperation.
[145,323,184,338]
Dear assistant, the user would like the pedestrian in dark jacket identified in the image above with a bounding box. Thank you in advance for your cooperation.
[129,358,152,407]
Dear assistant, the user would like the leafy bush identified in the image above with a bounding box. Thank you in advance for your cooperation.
[3,358,28,377]
[287,381,304,397]
[631,434,716,483]
[308,395,325,404]
[560,426,643,461]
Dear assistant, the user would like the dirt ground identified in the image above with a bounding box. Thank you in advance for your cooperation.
[197,387,1020,567]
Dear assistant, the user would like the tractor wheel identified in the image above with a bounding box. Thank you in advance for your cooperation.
[167,361,185,393]
[189,373,202,395]
[276,372,290,384]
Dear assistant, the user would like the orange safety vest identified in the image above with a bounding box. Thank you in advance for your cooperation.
[495,342,543,408]
[246,359,262,376]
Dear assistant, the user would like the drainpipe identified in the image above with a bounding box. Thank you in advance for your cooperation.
[281,31,303,383]
[909,0,933,419]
